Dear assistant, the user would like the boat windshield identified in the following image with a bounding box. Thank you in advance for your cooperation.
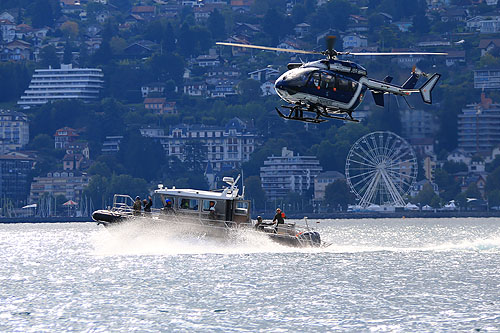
[282,68,313,87]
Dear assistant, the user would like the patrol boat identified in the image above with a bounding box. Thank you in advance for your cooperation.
[92,176,321,247]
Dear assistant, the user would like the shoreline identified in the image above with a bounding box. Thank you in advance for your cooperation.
[2,211,500,223]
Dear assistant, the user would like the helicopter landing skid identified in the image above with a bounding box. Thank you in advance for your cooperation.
[275,106,360,124]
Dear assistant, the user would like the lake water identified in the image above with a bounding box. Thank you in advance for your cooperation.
[1,218,500,332]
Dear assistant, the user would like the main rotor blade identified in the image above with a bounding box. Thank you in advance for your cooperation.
[346,52,448,56]
[216,42,321,55]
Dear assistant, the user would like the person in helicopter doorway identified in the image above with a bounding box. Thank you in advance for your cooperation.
[133,196,142,216]
[273,208,285,233]
[143,196,153,215]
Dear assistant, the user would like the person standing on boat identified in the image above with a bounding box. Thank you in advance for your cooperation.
[133,196,142,216]
[255,216,264,230]
[163,198,174,214]
[273,208,285,232]
[143,196,153,215]
[208,201,216,220]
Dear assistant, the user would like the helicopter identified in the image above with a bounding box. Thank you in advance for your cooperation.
[216,37,446,123]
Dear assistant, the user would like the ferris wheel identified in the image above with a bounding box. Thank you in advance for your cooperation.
[345,131,417,208]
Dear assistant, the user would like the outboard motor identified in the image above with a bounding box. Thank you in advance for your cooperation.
[298,231,321,246]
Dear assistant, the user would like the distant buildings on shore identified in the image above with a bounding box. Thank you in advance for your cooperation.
[18,64,104,108]
[260,147,322,201]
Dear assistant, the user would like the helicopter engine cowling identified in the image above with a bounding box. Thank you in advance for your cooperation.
[287,63,302,70]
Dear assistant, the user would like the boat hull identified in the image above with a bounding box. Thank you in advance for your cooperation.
[92,210,321,247]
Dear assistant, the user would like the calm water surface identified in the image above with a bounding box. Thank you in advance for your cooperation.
[1,218,500,332]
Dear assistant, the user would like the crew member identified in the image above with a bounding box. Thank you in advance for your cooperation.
[272,208,285,232]
[143,196,153,214]
[255,216,263,230]
[208,201,216,220]
[133,196,142,216]
[163,198,174,214]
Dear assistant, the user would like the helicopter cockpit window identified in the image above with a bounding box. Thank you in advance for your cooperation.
[321,73,335,89]
[337,77,358,92]
[312,72,321,88]
[286,68,313,87]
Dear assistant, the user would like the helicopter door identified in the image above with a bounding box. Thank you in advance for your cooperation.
[335,75,358,104]
[308,71,338,100]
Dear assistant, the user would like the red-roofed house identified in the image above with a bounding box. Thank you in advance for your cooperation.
[54,127,79,149]
[145,97,167,114]
[63,153,84,171]
[131,6,156,19]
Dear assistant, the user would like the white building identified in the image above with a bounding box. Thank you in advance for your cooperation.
[143,118,260,171]
[260,147,323,201]
[0,109,29,154]
[29,171,89,203]
[18,64,104,107]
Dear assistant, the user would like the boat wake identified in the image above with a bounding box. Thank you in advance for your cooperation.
[90,218,314,256]
[90,218,500,256]
[320,236,500,254]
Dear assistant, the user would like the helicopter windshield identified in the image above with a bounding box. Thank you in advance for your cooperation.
[282,68,314,87]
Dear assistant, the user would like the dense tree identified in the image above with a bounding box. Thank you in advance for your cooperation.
[443,161,468,174]
[486,166,500,196]
[434,168,461,202]
[238,79,262,102]
[63,40,73,65]
[208,9,226,40]
[40,45,60,68]
[146,53,185,85]
[411,183,440,207]
[60,21,79,39]
[411,0,430,34]
[244,175,267,210]
[324,179,355,211]
[0,62,32,103]
[31,0,57,28]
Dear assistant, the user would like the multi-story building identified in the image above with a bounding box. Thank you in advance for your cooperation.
[0,154,35,206]
[260,147,323,201]
[102,136,124,154]
[54,127,79,149]
[0,109,29,154]
[474,69,500,89]
[142,118,259,171]
[29,171,89,203]
[400,109,437,140]
[18,64,104,107]
[458,99,500,154]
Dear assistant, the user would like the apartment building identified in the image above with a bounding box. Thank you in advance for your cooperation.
[260,147,323,201]
[0,109,29,154]
[142,118,260,171]
[18,64,104,107]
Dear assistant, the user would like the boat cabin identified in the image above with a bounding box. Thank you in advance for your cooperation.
[153,177,251,226]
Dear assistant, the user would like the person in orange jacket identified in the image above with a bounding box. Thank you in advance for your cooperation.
[273,208,285,232]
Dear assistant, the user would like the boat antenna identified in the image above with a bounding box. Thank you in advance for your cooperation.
[241,169,245,198]
[304,217,310,231]
[231,174,241,193]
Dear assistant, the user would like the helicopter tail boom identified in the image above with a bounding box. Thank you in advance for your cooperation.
[364,73,441,105]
